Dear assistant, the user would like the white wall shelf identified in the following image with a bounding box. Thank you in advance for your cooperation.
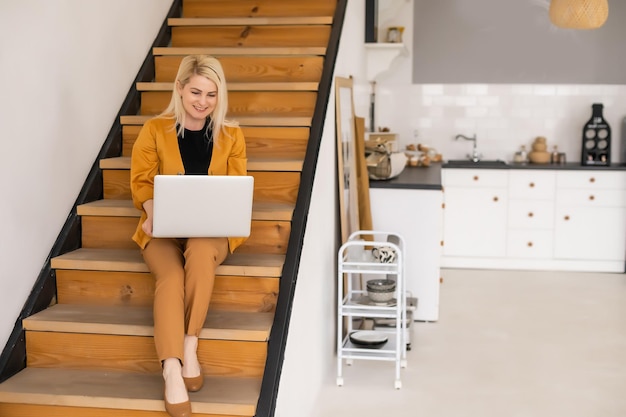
[364,42,408,80]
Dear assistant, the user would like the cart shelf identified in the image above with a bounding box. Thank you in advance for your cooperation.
[337,231,408,389]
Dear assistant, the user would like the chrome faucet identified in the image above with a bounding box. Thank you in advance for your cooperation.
[455,133,482,162]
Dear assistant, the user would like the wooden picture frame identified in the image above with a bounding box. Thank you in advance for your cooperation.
[335,76,360,243]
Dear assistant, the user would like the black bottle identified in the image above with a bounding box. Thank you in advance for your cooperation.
[581,103,611,166]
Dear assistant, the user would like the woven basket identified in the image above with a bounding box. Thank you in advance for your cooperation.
[549,0,609,29]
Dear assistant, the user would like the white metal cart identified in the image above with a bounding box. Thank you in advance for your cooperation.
[336,231,407,389]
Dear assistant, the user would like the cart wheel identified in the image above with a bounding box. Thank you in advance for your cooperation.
[336,377,344,386]
[394,380,402,389]
[346,359,353,366]
[406,344,412,351]
[401,359,407,368]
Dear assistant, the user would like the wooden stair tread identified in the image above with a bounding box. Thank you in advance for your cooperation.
[120,115,312,127]
[78,199,294,221]
[136,81,319,91]
[153,46,326,56]
[23,304,272,341]
[168,16,333,26]
[100,156,303,172]
[51,248,285,277]
[0,367,259,416]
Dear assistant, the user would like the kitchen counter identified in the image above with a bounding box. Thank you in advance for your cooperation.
[369,164,443,190]
[443,161,626,171]
[368,165,443,321]
[368,161,626,191]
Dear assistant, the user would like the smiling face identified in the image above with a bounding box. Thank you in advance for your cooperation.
[176,74,218,130]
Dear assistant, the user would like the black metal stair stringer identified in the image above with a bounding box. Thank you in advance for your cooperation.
[254,1,349,416]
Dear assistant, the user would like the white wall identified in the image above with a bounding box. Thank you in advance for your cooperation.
[0,0,173,349]
[273,1,368,416]
[372,0,626,163]
[276,0,626,415]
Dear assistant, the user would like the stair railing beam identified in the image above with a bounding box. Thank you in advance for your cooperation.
[254,1,348,416]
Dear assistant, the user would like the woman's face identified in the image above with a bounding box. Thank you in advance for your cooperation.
[177,74,218,130]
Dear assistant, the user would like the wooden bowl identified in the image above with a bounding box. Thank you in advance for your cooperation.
[529,151,551,164]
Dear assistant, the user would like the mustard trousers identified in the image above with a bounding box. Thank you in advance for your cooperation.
[142,237,229,363]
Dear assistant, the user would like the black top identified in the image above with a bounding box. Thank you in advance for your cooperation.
[177,121,213,175]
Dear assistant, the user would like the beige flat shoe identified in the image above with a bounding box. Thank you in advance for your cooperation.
[183,374,204,392]
[164,387,192,417]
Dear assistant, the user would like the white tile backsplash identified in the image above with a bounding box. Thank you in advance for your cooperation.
[463,84,489,96]
[373,82,626,163]
[422,84,444,95]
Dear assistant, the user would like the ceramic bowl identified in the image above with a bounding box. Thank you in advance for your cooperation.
[349,331,388,349]
[367,287,395,303]
[366,279,396,291]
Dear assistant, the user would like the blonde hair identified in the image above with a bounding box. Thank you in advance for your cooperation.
[158,55,237,140]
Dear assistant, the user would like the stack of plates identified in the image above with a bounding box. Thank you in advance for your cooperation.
[349,330,388,348]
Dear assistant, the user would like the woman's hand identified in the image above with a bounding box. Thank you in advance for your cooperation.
[142,199,154,237]
[142,217,153,237]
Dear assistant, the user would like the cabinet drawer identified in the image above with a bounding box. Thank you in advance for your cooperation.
[556,171,626,189]
[507,230,553,259]
[443,169,508,188]
[508,200,555,229]
[509,170,556,200]
[556,188,626,207]
[554,206,626,261]
[442,187,507,258]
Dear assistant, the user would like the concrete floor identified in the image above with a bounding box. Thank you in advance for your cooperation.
[312,269,626,417]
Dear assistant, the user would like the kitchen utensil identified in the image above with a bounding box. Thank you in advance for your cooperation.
[366,278,396,303]
[581,103,611,166]
[513,145,528,164]
[528,152,551,164]
[551,146,560,163]
[529,136,550,164]
[371,246,397,263]
[366,279,396,290]
[349,330,388,348]
[367,287,395,303]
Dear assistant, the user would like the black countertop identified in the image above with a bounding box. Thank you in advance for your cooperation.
[369,164,443,190]
[369,161,626,191]
[442,160,626,171]
[493,162,626,171]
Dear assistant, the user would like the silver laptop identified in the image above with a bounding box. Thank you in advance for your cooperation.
[152,175,254,238]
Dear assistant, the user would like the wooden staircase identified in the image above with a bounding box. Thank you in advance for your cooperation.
[0,1,343,416]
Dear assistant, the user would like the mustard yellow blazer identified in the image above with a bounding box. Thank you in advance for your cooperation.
[130,117,248,252]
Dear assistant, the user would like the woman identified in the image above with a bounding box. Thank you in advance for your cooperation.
[130,55,247,417]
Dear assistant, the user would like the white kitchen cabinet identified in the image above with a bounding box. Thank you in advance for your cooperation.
[506,170,556,259]
[369,187,442,321]
[442,169,508,258]
[554,206,626,261]
[507,200,555,230]
[442,167,626,272]
[506,229,554,259]
[554,171,626,263]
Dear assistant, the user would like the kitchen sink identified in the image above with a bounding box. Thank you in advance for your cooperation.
[443,159,508,168]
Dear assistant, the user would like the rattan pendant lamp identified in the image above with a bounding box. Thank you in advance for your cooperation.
[549,0,609,29]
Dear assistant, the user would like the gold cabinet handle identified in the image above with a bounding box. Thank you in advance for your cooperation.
[564,215,570,221]
[528,212,534,217]
[529,182,535,188]
[473,175,479,181]
[589,195,595,201]
[493,196,499,202]
[527,242,533,247]
[589,177,595,183]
